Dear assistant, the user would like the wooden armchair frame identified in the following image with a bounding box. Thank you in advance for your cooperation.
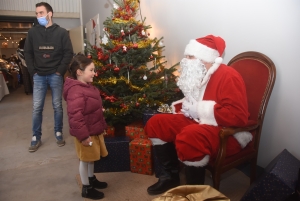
[206,51,276,190]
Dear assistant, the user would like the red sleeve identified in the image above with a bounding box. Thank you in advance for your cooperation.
[213,69,249,127]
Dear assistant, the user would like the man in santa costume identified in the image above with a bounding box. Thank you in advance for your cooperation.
[145,35,253,195]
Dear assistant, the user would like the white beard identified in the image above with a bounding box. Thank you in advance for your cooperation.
[177,58,207,101]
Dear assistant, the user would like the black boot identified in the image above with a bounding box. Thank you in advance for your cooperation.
[185,165,206,185]
[147,142,180,195]
[82,185,104,200]
[89,175,108,189]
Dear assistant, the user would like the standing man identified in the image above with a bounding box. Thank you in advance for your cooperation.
[25,2,73,152]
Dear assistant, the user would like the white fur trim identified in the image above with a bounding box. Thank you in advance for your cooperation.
[200,60,221,88]
[197,100,218,126]
[149,138,167,146]
[215,57,223,64]
[184,39,219,63]
[171,98,184,114]
[233,131,253,148]
[181,155,210,167]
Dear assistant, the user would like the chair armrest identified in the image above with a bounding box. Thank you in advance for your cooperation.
[219,123,259,138]
[213,121,260,167]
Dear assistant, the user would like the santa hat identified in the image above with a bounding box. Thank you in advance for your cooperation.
[184,35,226,64]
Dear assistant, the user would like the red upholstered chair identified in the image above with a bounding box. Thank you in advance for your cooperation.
[206,51,276,190]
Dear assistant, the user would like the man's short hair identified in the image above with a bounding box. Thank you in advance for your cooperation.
[36,2,53,16]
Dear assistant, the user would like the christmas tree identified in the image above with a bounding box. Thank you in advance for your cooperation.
[86,0,183,126]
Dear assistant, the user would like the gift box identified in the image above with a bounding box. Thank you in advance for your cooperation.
[143,109,159,126]
[104,126,115,138]
[94,136,130,172]
[125,121,147,141]
[129,138,153,175]
[241,149,300,201]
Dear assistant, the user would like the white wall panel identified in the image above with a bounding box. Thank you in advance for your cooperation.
[0,0,80,13]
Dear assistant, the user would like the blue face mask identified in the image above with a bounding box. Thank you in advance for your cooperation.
[37,13,48,27]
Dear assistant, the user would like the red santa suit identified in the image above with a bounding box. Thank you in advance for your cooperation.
[145,36,252,167]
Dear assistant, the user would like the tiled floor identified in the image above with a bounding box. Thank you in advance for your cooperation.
[0,85,250,201]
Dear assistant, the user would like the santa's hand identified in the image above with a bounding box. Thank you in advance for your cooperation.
[181,98,191,118]
[184,96,199,119]
[181,108,190,118]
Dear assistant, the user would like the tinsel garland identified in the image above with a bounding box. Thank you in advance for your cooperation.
[105,100,164,116]
[111,39,154,49]
[112,18,136,24]
[97,76,164,92]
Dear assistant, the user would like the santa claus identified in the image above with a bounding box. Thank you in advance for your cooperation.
[145,35,253,195]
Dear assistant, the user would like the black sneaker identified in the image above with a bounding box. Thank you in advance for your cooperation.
[29,136,42,152]
[55,132,65,147]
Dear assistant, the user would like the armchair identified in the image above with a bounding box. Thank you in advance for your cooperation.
[206,51,276,190]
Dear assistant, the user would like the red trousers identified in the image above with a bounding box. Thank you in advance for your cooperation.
[145,113,241,162]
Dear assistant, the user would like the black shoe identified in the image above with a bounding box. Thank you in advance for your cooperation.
[147,143,181,195]
[89,175,108,189]
[82,185,104,200]
[147,177,180,195]
[185,165,206,185]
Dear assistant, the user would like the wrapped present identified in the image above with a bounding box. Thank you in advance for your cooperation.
[129,138,153,175]
[157,104,172,113]
[143,108,159,126]
[104,126,115,138]
[241,149,300,201]
[125,121,147,141]
[94,136,130,172]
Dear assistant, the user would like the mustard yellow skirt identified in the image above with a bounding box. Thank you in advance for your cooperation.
[74,134,108,162]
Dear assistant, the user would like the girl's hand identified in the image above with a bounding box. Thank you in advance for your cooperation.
[82,136,92,146]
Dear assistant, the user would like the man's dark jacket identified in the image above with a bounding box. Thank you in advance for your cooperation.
[24,23,73,76]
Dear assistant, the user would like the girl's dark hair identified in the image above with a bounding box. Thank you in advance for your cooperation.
[68,54,93,79]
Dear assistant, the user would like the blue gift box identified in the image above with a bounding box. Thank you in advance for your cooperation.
[143,109,158,126]
[94,136,130,172]
[241,149,300,201]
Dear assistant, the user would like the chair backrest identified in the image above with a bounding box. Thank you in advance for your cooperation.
[228,51,276,149]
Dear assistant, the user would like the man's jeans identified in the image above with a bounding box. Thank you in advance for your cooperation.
[32,73,63,139]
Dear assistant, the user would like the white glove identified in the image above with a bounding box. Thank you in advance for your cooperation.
[181,99,190,118]
[181,96,199,119]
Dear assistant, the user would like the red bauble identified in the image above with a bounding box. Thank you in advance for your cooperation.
[87,55,92,59]
[114,67,120,73]
[135,102,140,107]
[143,94,146,98]
[133,43,138,49]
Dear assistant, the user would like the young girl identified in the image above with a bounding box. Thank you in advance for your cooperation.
[63,54,108,200]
